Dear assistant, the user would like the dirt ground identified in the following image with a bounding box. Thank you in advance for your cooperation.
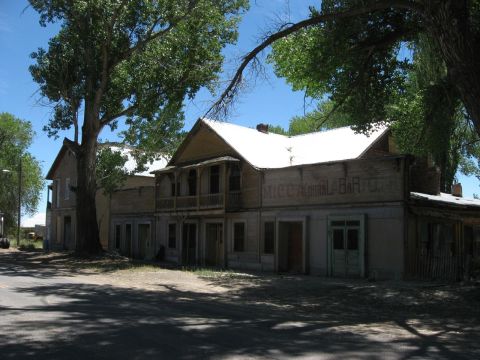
[1,248,480,359]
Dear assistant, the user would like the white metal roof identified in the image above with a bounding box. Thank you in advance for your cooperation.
[201,118,388,169]
[106,146,168,177]
[410,192,480,208]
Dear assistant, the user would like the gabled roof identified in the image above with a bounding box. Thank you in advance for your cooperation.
[175,118,389,169]
[46,142,167,180]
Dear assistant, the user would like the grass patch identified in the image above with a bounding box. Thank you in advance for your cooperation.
[181,266,255,280]
[14,238,44,251]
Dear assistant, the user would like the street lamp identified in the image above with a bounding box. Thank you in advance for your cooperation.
[1,159,22,247]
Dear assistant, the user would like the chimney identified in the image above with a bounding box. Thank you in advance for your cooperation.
[452,183,462,197]
[256,123,269,134]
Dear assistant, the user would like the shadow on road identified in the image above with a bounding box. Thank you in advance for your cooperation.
[0,251,479,359]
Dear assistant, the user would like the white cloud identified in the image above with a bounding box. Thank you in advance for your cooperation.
[22,212,46,227]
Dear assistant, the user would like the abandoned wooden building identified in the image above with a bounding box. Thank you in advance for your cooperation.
[149,118,480,280]
[45,118,480,280]
[45,143,166,251]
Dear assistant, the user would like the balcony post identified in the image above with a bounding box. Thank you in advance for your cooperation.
[223,163,228,208]
[173,171,178,211]
[196,167,201,211]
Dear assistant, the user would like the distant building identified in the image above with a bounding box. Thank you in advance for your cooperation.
[45,143,166,252]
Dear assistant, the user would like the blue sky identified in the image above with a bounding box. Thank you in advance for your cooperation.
[0,0,478,225]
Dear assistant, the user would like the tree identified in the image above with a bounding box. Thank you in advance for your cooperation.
[270,26,480,192]
[29,0,248,253]
[0,113,44,235]
[208,1,480,141]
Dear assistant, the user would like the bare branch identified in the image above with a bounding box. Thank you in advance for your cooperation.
[205,0,424,118]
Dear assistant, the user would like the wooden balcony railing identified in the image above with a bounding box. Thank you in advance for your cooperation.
[156,192,240,211]
[200,193,223,208]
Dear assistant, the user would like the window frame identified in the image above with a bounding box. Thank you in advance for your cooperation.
[263,221,275,254]
[168,222,177,249]
[232,221,246,253]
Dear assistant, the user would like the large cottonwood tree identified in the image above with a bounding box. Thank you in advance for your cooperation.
[209,1,480,139]
[29,0,247,253]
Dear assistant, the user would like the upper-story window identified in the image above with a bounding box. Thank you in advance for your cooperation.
[210,165,220,194]
[229,164,241,191]
[65,178,70,200]
[56,179,60,208]
[187,169,197,196]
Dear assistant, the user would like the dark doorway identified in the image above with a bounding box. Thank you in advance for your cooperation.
[63,216,72,249]
[137,223,150,259]
[182,223,197,265]
[205,223,223,266]
[125,223,132,257]
[278,221,303,273]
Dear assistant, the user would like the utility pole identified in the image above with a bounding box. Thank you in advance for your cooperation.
[17,158,22,247]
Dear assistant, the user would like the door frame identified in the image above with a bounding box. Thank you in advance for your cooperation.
[204,219,224,267]
[327,214,366,277]
[275,217,308,274]
[181,220,199,265]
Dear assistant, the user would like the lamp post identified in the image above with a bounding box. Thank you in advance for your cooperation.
[2,158,22,247]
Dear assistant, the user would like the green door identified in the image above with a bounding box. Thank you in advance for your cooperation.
[329,217,364,277]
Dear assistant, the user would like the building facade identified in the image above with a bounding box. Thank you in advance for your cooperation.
[45,144,165,253]
[152,119,480,280]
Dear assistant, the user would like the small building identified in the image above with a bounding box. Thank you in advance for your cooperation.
[45,143,166,252]
[151,118,480,280]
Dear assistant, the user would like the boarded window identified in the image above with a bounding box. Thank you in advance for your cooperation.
[210,165,220,194]
[233,222,245,252]
[264,222,274,254]
[229,164,241,191]
[168,223,177,249]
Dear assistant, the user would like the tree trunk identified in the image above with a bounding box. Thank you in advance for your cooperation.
[427,1,480,135]
[75,110,102,254]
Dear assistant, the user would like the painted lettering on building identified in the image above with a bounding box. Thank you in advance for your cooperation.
[263,176,398,200]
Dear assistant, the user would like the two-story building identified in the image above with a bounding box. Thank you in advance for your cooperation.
[45,143,166,254]
[152,118,480,280]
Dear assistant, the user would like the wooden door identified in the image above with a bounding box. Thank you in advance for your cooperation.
[287,222,303,272]
[205,223,222,266]
[182,223,197,265]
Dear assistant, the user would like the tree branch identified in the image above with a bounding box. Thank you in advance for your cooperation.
[205,0,424,118]
[100,104,138,126]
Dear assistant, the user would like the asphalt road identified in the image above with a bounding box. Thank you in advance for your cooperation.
[0,250,479,359]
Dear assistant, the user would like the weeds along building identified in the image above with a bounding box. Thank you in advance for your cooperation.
[45,143,166,252]
[149,118,480,280]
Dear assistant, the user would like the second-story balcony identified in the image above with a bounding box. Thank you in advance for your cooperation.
[154,156,242,213]
[156,192,242,212]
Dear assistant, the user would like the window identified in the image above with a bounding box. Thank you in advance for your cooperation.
[125,223,132,256]
[210,165,220,194]
[229,164,241,191]
[56,179,60,208]
[264,221,274,254]
[115,224,121,249]
[187,170,197,196]
[65,178,70,200]
[233,222,245,252]
[168,223,177,249]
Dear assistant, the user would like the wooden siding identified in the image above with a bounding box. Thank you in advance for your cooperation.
[175,126,236,164]
[262,157,405,208]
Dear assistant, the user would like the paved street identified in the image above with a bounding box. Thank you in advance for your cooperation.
[0,250,479,359]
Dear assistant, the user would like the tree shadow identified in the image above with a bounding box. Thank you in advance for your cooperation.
[1,279,479,359]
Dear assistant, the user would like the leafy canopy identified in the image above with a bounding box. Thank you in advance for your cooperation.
[0,113,44,233]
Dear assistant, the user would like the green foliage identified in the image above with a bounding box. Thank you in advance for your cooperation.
[95,147,130,195]
[268,2,480,191]
[29,0,248,158]
[0,113,44,233]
